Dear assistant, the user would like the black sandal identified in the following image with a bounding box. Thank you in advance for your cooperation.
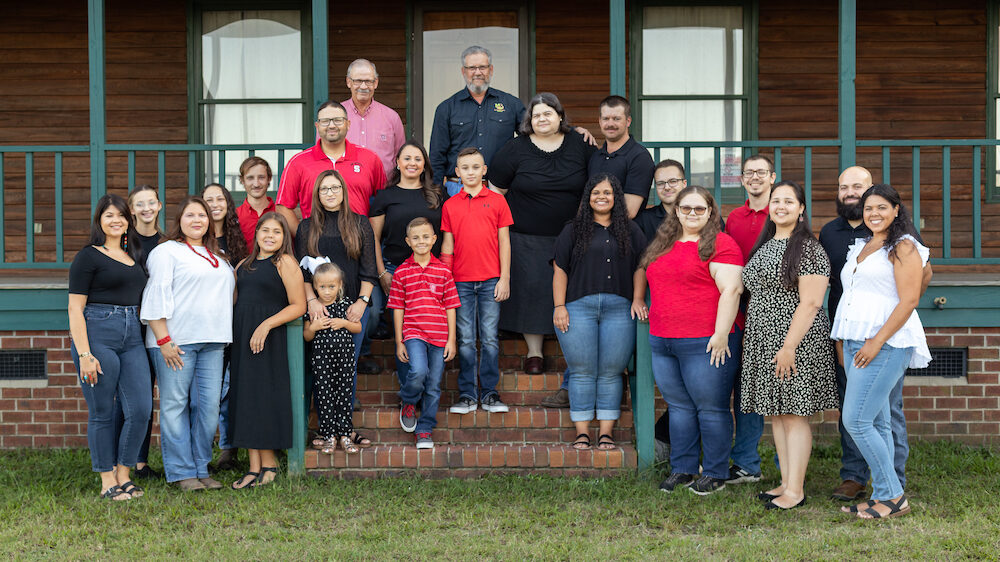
[842,499,876,513]
[231,471,259,490]
[597,434,616,450]
[256,466,278,486]
[119,480,143,498]
[100,485,129,500]
[572,433,591,450]
[859,496,911,519]
[351,432,373,448]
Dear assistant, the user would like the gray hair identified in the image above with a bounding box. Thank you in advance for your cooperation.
[461,46,492,66]
[346,58,378,79]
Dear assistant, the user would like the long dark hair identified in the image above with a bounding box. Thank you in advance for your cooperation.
[307,170,363,260]
[860,183,920,262]
[88,194,139,261]
[519,92,573,136]
[384,139,443,209]
[164,196,221,256]
[640,185,722,267]
[201,183,248,267]
[570,174,631,267]
[748,181,815,290]
[242,212,295,271]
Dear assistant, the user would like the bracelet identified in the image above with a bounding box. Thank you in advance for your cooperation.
[307,297,317,302]
[156,335,172,346]
[378,270,389,279]
[78,352,92,359]
[554,304,566,309]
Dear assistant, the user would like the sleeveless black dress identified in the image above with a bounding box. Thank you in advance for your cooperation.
[229,257,292,450]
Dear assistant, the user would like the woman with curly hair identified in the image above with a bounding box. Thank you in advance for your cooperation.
[202,183,249,268]
[552,174,647,450]
[641,185,744,496]
[832,184,930,520]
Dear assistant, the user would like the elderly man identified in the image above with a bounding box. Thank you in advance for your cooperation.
[820,165,932,502]
[342,58,406,176]
[429,45,526,196]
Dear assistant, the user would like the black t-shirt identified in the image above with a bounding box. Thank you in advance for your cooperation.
[68,245,148,306]
[552,221,646,304]
[134,231,161,270]
[587,136,655,206]
[489,131,597,237]
[369,185,443,266]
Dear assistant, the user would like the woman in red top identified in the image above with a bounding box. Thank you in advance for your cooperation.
[640,185,744,496]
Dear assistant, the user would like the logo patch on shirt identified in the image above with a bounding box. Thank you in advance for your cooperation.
[493,102,505,113]
[380,134,387,142]
[353,163,361,173]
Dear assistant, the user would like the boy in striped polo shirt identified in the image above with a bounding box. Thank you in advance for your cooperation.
[387,217,461,449]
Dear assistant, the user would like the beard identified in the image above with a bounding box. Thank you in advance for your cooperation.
[466,79,490,95]
[836,198,862,221]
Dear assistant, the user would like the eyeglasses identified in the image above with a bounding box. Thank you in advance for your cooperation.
[677,205,709,216]
[318,185,344,195]
[463,65,491,72]
[655,178,684,188]
[317,117,347,127]
[349,78,375,86]
[132,202,157,209]
[742,169,771,179]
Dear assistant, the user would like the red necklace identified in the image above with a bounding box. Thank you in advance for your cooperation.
[184,241,220,268]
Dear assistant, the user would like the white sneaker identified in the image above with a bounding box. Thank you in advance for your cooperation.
[481,395,509,413]
[449,397,478,414]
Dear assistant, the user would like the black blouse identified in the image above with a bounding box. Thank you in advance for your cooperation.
[134,231,161,270]
[68,245,148,306]
[489,131,597,237]
[552,221,646,304]
[295,208,378,300]
[369,185,443,265]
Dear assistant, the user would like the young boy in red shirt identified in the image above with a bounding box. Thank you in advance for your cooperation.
[440,147,513,415]
[387,217,460,449]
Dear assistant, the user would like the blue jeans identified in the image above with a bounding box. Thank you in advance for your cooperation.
[349,307,371,403]
[217,358,233,450]
[399,339,444,433]
[71,305,152,472]
[730,327,763,474]
[444,179,463,197]
[151,342,225,483]
[836,361,908,487]
[555,293,635,422]
[383,262,409,387]
[456,278,501,401]
[841,340,914,501]
[361,283,384,356]
[650,333,738,480]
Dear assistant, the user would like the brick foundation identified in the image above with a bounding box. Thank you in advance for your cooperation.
[2,327,998,450]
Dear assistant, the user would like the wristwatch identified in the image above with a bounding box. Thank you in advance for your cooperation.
[358,294,371,307]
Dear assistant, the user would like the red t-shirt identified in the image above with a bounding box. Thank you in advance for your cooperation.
[236,196,276,249]
[275,139,387,217]
[725,200,769,262]
[646,233,743,338]
[386,255,461,347]
[440,187,514,282]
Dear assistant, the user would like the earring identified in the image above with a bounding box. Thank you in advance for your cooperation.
[122,236,129,251]
[798,215,804,222]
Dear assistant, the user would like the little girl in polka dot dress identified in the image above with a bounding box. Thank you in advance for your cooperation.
[304,263,362,454]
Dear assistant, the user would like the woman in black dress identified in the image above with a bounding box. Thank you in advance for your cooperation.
[229,212,306,489]
[489,92,597,373]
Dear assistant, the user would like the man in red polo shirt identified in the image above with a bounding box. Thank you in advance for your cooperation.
[235,156,277,248]
[276,101,387,232]
[721,152,776,488]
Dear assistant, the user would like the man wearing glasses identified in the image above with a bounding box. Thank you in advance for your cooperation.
[429,45,526,197]
[720,153,776,487]
[342,59,405,176]
[276,101,387,232]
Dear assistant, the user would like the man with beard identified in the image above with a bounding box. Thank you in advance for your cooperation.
[342,59,405,176]
[587,95,654,219]
[820,165,932,502]
[429,46,526,196]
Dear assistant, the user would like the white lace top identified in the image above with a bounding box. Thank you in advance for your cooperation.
[830,234,931,368]
[140,241,235,347]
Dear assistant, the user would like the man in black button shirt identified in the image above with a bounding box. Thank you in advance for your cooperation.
[587,96,655,219]
[820,165,933,502]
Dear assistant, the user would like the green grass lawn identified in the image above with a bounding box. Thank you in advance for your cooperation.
[1,440,998,560]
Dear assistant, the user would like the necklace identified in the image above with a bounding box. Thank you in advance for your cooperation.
[185,241,220,268]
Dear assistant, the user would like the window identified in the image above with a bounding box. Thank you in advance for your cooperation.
[191,8,311,191]
[633,2,756,200]
[989,1,1000,199]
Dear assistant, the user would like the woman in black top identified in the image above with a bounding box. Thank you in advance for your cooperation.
[552,175,646,450]
[202,183,248,268]
[68,194,153,500]
[489,92,597,373]
[296,170,378,436]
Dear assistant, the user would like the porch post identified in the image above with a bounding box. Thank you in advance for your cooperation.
[609,0,626,96]
[838,0,856,169]
[87,0,106,209]
[312,0,329,111]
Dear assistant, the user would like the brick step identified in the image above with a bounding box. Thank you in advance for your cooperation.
[364,336,570,374]
[352,425,633,446]
[305,443,637,478]
[353,406,633,432]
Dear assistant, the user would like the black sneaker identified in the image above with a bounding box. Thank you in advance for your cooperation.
[658,472,695,492]
[357,357,381,374]
[688,475,726,495]
[400,404,417,432]
[725,465,762,484]
[134,465,161,479]
[481,394,509,413]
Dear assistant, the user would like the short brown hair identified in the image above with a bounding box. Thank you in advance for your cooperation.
[406,216,434,235]
[456,147,483,162]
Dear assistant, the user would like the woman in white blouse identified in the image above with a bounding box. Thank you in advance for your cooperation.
[830,184,930,520]
[141,196,235,492]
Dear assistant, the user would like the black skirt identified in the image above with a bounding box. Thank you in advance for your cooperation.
[499,231,557,335]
